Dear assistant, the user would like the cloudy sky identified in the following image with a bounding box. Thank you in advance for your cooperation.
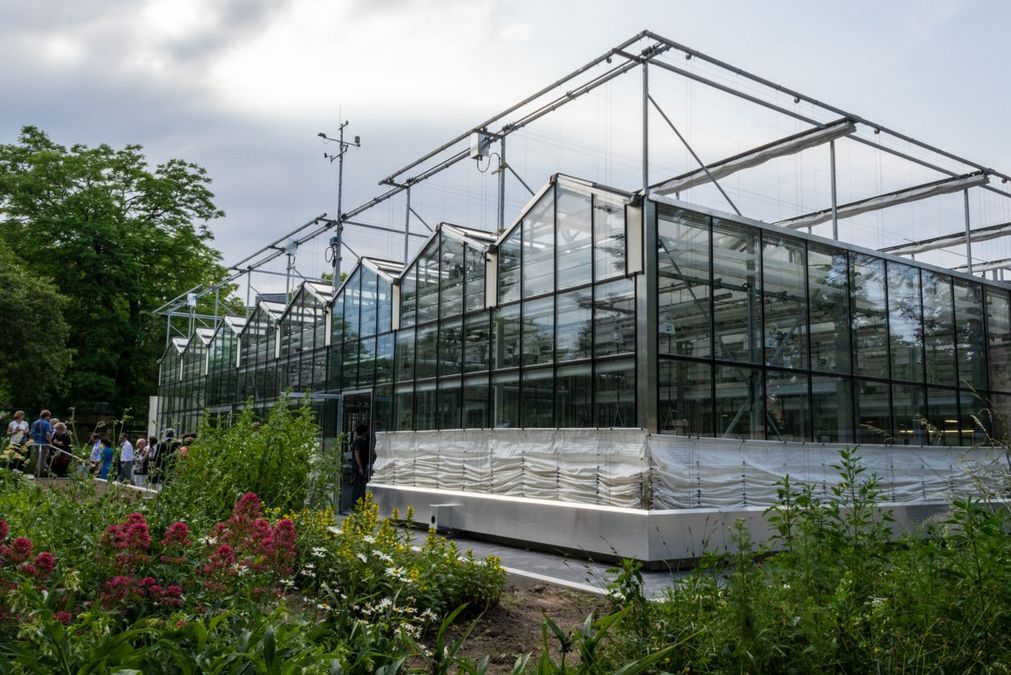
[4,0,1010,292]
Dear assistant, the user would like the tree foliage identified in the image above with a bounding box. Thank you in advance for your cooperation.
[0,126,228,413]
[0,242,72,408]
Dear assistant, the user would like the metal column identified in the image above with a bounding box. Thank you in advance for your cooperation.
[404,187,412,265]
[498,137,507,233]
[830,139,839,240]
[642,61,649,193]
[964,189,973,275]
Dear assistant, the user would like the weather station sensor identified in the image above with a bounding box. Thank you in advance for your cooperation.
[469,131,492,160]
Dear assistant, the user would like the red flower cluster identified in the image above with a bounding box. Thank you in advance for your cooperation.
[205,493,297,578]
[0,520,62,624]
[100,513,153,571]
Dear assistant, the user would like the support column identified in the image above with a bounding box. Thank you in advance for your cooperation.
[498,137,507,233]
[404,187,412,265]
[964,189,973,275]
[642,61,649,193]
[830,139,839,241]
[636,199,658,434]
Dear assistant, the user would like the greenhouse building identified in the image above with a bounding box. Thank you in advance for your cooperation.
[157,31,1011,561]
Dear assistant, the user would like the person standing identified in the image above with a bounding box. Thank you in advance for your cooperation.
[118,432,134,483]
[30,410,53,476]
[49,422,73,477]
[132,437,149,487]
[97,438,115,480]
[350,424,370,509]
[5,410,29,471]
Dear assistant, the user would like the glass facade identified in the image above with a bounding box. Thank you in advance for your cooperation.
[159,175,1011,447]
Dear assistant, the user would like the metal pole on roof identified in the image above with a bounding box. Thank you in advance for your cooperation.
[319,121,360,283]
[964,189,973,275]
[642,59,649,193]
[404,186,412,265]
[498,137,506,233]
[830,140,839,240]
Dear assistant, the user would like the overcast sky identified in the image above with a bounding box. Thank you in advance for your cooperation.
[4,0,1010,291]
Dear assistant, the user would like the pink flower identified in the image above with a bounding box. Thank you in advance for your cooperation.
[33,552,56,578]
[0,520,8,540]
[234,492,262,520]
[213,544,235,565]
[11,537,32,563]
[54,610,72,626]
[162,522,190,548]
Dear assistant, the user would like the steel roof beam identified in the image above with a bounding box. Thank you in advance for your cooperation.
[880,220,1011,256]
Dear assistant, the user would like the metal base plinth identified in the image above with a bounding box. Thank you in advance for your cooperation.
[370,483,953,564]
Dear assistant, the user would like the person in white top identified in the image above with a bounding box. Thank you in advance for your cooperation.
[6,410,29,446]
[118,432,134,483]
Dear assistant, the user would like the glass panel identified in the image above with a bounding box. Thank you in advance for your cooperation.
[970,390,999,445]
[357,336,375,388]
[808,242,850,374]
[400,264,417,328]
[414,380,437,431]
[415,324,438,380]
[437,378,461,430]
[557,363,593,427]
[595,359,636,428]
[497,226,521,304]
[715,364,763,439]
[888,263,923,383]
[416,239,440,325]
[464,245,486,313]
[555,187,592,290]
[593,279,635,357]
[394,383,413,431]
[462,374,490,429]
[440,236,465,319]
[556,288,592,362]
[522,297,554,366]
[439,318,463,377]
[763,234,808,370]
[492,304,521,370]
[712,220,761,364]
[377,277,393,334]
[986,288,1011,393]
[522,190,555,298]
[375,333,394,384]
[464,311,491,373]
[344,269,361,341]
[658,359,712,436]
[855,379,890,444]
[373,384,393,431]
[521,367,554,428]
[359,268,378,337]
[329,296,344,388]
[892,383,925,445]
[594,191,626,281]
[492,371,519,428]
[811,374,853,442]
[925,387,959,446]
[954,279,987,390]
[765,369,809,441]
[922,271,956,386]
[851,254,889,378]
[394,328,414,383]
[340,339,357,390]
[658,208,711,358]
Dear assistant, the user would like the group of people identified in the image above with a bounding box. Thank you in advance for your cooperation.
[3,409,191,487]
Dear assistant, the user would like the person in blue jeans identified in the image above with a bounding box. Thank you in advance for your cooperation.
[30,410,53,476]
[97,438,115,480]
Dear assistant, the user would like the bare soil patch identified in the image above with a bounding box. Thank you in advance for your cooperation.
[453,582,612,672]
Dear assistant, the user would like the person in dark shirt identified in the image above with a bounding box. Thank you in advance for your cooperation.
[49,422,73,477]
[350,424,370,509]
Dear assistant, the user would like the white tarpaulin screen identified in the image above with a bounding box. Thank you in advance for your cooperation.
[373,430,1006,511]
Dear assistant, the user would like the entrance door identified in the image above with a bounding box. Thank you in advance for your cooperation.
[338,392,372,513]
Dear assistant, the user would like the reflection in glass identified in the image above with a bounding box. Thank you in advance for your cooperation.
[375,333,394,384]
[463,374,490,428]
[464,312,491,372]
[658,359,712,435]
[556,289,592,362]
[892,383,925,445]
[811,375,853,442]
[440,236,465,319]
[522,297,554,366]
[522,367,554,428]
[954,279,987,390]
[808,243,850,373]
[417,240,440,325]
[888,263,923,383]
[658,208,711,358]
[357,336,375,388]
[439,318,462,377]
[595,359,636,427]
[394,328,414,383]
[400,266,417,328]
[855,379,890,444]
[414,380,437,430]
[522,191,555,298]
[437,378,461,430]
[712,220,761,364]
[922,271,955,386]
[715,365,763,439]
[593,279,635,357]
[851,254,888,378]
[763,234,807,370]
[594,191,627,281]
[765,369,809,441]
[556,187,592,290]
[557,364,593,427]
[493,304,520,369]
[394,383,413,431]
[377,276,393,334]
[497,227,521,304]
[360,268,378,337]
[492,371,519,428]
[925,387,958,446]
[415,325,438,380]
[464,245,486,313]
[987,288,1011,393]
